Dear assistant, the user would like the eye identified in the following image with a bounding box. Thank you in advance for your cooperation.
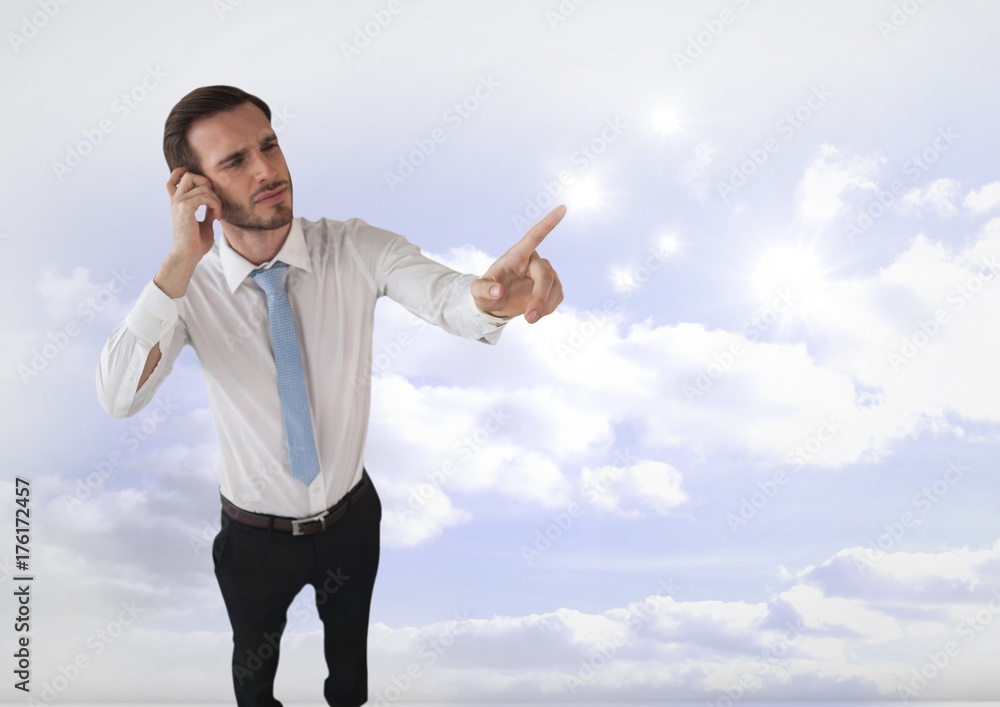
[226,158,242,169]
[263,143,279,152]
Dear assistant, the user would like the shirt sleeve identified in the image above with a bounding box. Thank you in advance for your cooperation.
[95,279,189,417]
[356,220,512,344]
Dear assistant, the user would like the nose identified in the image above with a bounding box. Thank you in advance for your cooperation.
[249,149,278,183]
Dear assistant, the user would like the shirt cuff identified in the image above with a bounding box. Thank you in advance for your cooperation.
[467,290,513,327]
[124,279,182,346]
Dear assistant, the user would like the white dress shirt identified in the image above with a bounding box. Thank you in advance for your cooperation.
[96,217,509,518]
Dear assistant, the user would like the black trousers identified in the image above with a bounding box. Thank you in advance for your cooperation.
[213,472,381,707]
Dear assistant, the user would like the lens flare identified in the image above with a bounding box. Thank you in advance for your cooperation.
[752,245,828,304]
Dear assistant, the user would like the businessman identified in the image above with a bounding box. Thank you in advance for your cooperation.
[96,85,565,706]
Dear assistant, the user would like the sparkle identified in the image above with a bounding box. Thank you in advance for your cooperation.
[652,107,681,135]
[657,233,680,257]
[612,266,638,293]
[565,177,602,210]
[752,245,828,306]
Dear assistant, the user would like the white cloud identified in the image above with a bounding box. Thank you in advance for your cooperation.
[795,145,882,228]
[35,262,133,324]
[581,459,687,518]
[809,223,1000,424]
[364,216,1000,546]
[898,178,961,217]
[0,330,37,386]
[367,539,1000,702]
[0,263,140,388]
[964,181,1000,214]
[367,373,581,547]
[780,584,902,640]
[8,510,999,704]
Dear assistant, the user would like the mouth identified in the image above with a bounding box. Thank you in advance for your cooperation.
[255,185,288,205]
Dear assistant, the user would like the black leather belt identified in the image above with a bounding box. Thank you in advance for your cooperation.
[221,471,371,535]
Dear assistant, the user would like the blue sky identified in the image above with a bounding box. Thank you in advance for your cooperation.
[2,0,1000,704]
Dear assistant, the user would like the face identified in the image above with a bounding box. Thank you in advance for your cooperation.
[187,102,293,232]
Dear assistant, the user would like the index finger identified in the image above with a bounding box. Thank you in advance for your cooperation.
[506,204,567,258]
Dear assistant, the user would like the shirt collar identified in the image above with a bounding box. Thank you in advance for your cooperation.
[219,218,312,293]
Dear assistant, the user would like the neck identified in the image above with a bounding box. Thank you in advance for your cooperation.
[222,220,293,266]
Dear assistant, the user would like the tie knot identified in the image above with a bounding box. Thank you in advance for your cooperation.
[251,261,289,295]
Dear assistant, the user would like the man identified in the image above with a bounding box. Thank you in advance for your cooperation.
[95,85,564,707]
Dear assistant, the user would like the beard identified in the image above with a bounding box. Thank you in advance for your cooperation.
[221,178,294,231]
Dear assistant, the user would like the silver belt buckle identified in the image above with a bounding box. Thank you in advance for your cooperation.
[291,509,329,535]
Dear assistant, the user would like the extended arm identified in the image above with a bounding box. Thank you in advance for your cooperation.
[371,204,566,344]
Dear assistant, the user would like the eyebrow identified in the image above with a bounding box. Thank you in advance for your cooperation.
[214,133,279,168]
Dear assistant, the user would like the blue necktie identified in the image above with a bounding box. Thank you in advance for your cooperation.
[251,262,321,486]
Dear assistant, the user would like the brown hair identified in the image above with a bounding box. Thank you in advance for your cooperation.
[162,85,271,172]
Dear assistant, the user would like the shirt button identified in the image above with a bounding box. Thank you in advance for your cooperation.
[160,321,169,328]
